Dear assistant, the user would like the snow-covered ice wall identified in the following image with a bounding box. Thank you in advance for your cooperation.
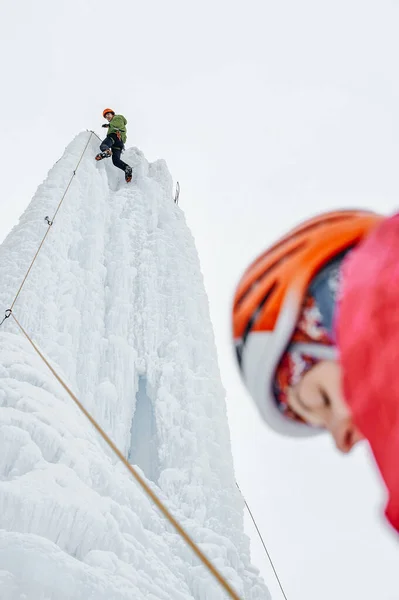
[0,132,270,599]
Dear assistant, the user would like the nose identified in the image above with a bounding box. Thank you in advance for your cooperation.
[332,418,363,454]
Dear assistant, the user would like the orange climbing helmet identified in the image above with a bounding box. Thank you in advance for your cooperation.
[232,209,383,437]
[103,108,115,118]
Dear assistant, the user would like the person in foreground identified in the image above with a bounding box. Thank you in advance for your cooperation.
[96,108,133,183]
[233,209,399,532]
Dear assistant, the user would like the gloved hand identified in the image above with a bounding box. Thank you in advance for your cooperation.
[102,123,110,128]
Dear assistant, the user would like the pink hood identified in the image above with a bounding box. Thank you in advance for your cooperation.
[337,212,399,531]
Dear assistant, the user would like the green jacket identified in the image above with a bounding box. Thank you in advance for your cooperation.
[108,114,127,143]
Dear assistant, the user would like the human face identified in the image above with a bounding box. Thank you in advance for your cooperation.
[105,112,113,122]
[287,361,364,453]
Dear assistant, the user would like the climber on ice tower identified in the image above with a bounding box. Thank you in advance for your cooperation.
[232,209,399,534]
[96,108,133,183]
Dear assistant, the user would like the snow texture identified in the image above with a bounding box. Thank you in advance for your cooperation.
[0,132,269,599]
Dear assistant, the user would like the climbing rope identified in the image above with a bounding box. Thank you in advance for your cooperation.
[10,131,94,311]
[88,129,102,142]
[9,312,241,600]
[237,483,288,600]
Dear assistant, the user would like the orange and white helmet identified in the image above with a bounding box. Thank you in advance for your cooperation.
[103,108,115,118]
[232,209,383,437]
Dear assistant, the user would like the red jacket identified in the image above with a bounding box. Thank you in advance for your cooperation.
[337,213,399,531]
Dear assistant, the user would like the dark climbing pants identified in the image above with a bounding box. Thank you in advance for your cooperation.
[100,133,130,172]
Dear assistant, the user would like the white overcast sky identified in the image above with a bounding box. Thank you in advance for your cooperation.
[1,1,399,599]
